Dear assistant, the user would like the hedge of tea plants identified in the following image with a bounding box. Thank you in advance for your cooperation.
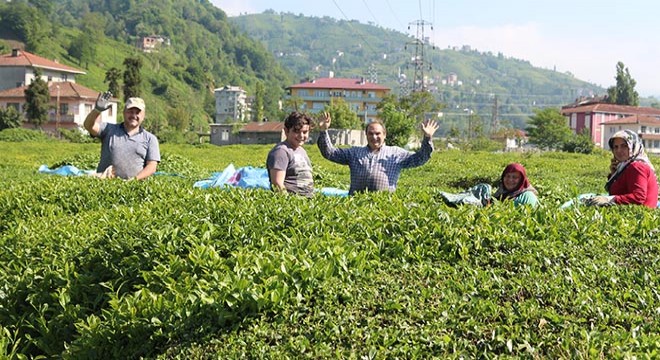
[0,141,659,359]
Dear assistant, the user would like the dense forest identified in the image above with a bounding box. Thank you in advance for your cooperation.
[0,0,294,142]
[231,11,606,130]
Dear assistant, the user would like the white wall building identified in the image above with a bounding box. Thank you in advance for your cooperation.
[214,85,249,123]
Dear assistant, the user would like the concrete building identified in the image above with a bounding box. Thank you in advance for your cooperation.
[214,85,249,123]
[0,49,118,132]
[601,115,660,154]
[561,98,660,149]
[286,77,390,123]
[0,48,85,91]
[210,121,284,145]
[137,35,171,53]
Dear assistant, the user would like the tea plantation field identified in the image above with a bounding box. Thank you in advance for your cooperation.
[1,140,659,359]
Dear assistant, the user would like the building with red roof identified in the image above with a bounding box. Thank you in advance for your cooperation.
[0,49,85,91]
[561,98,660,151]
[601,115,660,154]
[0,49,118,132]
[287,77,390,123]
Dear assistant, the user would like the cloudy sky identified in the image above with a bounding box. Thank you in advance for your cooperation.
[211,0,660,97]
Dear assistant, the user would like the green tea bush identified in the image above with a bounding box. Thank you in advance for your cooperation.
[0,128,52,142]
[1,141,659,358]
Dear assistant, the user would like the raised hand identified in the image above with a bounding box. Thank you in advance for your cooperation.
[317,112,332,130]
[95,91,113,112]
[421,120,439,138]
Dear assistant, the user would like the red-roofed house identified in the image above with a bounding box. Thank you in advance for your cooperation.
[561,100,660,149]
[0,49,118,132]
[601,115,660,154]
[0,49,85,91]
[210,122,285,145]
[287,77,390,123]
[0,82,119,131]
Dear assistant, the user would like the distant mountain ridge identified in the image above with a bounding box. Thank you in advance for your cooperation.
[230,11,605,129]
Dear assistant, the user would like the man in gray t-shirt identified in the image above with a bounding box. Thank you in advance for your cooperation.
[266,112,314,196]
[84,92,160,180]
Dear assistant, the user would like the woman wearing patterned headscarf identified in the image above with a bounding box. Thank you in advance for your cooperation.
[492,162,539,207]
[586,129,658,208]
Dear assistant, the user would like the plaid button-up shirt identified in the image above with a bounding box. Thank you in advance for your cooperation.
[318,131,434,195]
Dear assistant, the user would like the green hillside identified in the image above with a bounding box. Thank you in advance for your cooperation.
[0,0,294,142]
[231,12,605,130]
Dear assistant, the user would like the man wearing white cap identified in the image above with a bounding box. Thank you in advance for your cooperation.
[84,91,160,180]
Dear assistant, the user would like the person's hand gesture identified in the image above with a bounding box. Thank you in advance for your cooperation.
[95,91,113,112]
[421,120,439,138]
[317,112,332,131]
[609,157,619,175]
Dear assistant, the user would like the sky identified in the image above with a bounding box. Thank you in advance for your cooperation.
[211,0,660,97]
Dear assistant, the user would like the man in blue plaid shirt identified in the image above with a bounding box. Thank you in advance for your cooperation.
[317,112,438,195]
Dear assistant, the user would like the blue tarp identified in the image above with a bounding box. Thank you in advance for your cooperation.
[38,164,94,176]
[194,164,349,196]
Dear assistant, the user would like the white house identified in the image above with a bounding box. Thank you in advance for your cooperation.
[601,114,660,154]
[0,48,118,132]
[214,85,249,123]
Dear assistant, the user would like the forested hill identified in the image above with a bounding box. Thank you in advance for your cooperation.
[0,0,294,141]
[231,11,605,129]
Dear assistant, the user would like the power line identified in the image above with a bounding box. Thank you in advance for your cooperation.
[361,0,380,25]
[384,0,406,29]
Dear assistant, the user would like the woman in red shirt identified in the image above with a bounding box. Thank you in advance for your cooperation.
[587,129,658,208]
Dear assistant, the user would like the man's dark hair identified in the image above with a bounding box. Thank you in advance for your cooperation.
[284,111,313,131]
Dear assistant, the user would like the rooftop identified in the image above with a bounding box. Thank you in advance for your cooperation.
[0,49,86,74]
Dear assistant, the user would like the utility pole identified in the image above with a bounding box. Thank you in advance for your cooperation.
[406,20,433,92]
[491,95,499,133]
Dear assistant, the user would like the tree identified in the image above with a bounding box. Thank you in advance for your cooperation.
[525,108,572,150]
[104,67,122,97]
[323,98,361,129]
[0,106,23,131]
[253,81,265,121]
[379,101,415,147]
[562,130,595,154]
[123,57,143,101]
[24,68,50,128]
[607,61,639,106]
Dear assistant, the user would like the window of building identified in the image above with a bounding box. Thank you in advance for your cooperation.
[655,127,660,133]
[312,102,325,110]
[655,140,660,148]
[314,90,327,97]
[641,126,647,133]
[367,92,376,98]
[297,90,309,96]
[221,130,229,141]
[59,103,68,115]
[48,75,52,81]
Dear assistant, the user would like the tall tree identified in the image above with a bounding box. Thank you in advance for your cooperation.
[104,67,122,97]
[253,81,265,121]
[323,98,361,129]
[607,61,639,106]
[123,57,143,101]
[525,108,572,150]
[24,68,50,128]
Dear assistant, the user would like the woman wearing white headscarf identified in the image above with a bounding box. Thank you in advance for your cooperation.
[587,129,658,208]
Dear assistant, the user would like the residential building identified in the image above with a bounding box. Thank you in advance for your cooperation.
[0,81,118,132]
[209,122,367,147]
[602,115,660,154]
[561,99,660,148]
[0,48,118,133]
[137,35,171,53]
[210,121,284,145]
[286,77,390,123]
[0,48,85,91]
[214,85,249,123]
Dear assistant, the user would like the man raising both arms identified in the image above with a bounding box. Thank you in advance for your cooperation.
[317,113,438,195]
[84,92,160,180]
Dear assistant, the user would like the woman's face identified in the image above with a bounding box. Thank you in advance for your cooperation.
[611,138,630,162]
[503,171,522,191]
